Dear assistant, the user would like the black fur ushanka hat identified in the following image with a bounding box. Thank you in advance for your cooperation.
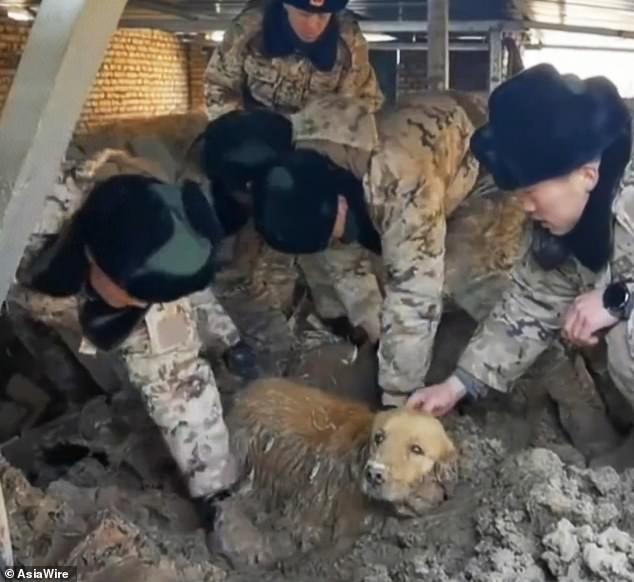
[471,63,631,191]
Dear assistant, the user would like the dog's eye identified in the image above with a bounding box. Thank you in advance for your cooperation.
[374,431,385,445]
[410,444,425,456]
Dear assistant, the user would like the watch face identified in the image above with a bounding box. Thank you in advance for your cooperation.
[605,282,628,310]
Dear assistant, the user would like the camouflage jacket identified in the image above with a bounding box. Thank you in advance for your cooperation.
[293,95,480,399]
[458,153,634,394]
[203,0,384,120]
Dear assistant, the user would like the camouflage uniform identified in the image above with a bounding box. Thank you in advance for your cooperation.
[6,156,236,499]
[203,0,384,120]
[457,149,634,416]
[292,95,480,405]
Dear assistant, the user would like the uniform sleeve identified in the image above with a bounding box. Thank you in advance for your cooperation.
[338,20,385,113]
[457,249,580,392]
[203,17,249,120]
[368,149,447,403]
[117,299,235,498]
[188,287,241,351]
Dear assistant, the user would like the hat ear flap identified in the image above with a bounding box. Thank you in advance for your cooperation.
[181,180,225,244]
[26,221,89,296]
[210,180,251,236]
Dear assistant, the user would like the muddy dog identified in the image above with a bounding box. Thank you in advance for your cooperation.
[211,378,458,569]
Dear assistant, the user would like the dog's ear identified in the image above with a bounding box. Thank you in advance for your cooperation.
[433,448,459,498]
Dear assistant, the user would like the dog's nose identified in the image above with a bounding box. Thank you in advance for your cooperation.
[365,466,384,487]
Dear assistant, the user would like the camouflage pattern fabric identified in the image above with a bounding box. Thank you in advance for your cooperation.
[203,0,384,120]
[291,94,480,406]
[5,155,236,499]
[297,244,384,342]
[458,145,634,415]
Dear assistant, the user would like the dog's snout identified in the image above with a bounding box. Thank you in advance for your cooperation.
[365,464,384,487]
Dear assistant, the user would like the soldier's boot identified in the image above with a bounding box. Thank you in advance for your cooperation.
[589,429,634,472]
[543,350,621,459]
[222,340,259,381]
[321,316,370,347]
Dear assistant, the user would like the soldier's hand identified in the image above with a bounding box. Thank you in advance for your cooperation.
[406,376,467,417]
[562,289,618,348]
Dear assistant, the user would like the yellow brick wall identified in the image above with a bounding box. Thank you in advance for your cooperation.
[0,18,29,112]
[0,17,209,134]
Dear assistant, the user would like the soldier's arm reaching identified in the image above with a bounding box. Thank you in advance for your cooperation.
[408,249,580,414]
[367,148,447,407]
[457,251,580,392]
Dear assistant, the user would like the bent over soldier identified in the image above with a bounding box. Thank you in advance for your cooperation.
[409,64,634,472]
[249,95,480,406]
[7,161,236,507]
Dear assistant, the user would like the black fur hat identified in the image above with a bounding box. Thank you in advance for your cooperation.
[471,63,631,190]
[253,149,340,253]
[28,174,224,304]
[281,0,348,13]
[201,108,293,188]
[252,149,381,255]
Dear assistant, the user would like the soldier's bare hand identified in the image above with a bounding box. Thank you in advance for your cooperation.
[406,376,466,417]
[562,289,618,347]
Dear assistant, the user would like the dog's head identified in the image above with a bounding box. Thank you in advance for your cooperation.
[360,408,458,514]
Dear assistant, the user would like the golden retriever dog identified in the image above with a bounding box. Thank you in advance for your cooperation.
[213,378,458,569]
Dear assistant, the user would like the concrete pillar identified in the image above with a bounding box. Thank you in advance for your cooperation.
[489,28,504,91]
[427,0,449,90]
[0,0,128,305]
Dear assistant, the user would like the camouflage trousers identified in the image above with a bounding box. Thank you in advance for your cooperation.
[233,222,384,341]
[6,286,236,499]
[297,244,383,342]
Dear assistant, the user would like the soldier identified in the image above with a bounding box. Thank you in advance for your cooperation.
[204,0,384,119]
[202,0,385,340]
[247,94,480,406]
[6,167,237,510]
[407,64,634,471]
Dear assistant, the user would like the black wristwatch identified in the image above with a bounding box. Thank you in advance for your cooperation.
[603,281,633,321]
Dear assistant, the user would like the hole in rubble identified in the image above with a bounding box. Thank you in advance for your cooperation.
[42,443,109,468]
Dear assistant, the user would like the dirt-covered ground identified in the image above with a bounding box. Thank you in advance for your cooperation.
[1,263,634,582]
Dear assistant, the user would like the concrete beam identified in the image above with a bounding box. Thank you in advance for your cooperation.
[427,0,449,90]
[0,0,128,305]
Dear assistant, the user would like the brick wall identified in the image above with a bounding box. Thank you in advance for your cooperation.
[397,50,489,97]
[0,17,209,134]
[0,18,29,113]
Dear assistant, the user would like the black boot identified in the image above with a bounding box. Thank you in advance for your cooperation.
[322,316,369,346]
[193,487,234,531]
